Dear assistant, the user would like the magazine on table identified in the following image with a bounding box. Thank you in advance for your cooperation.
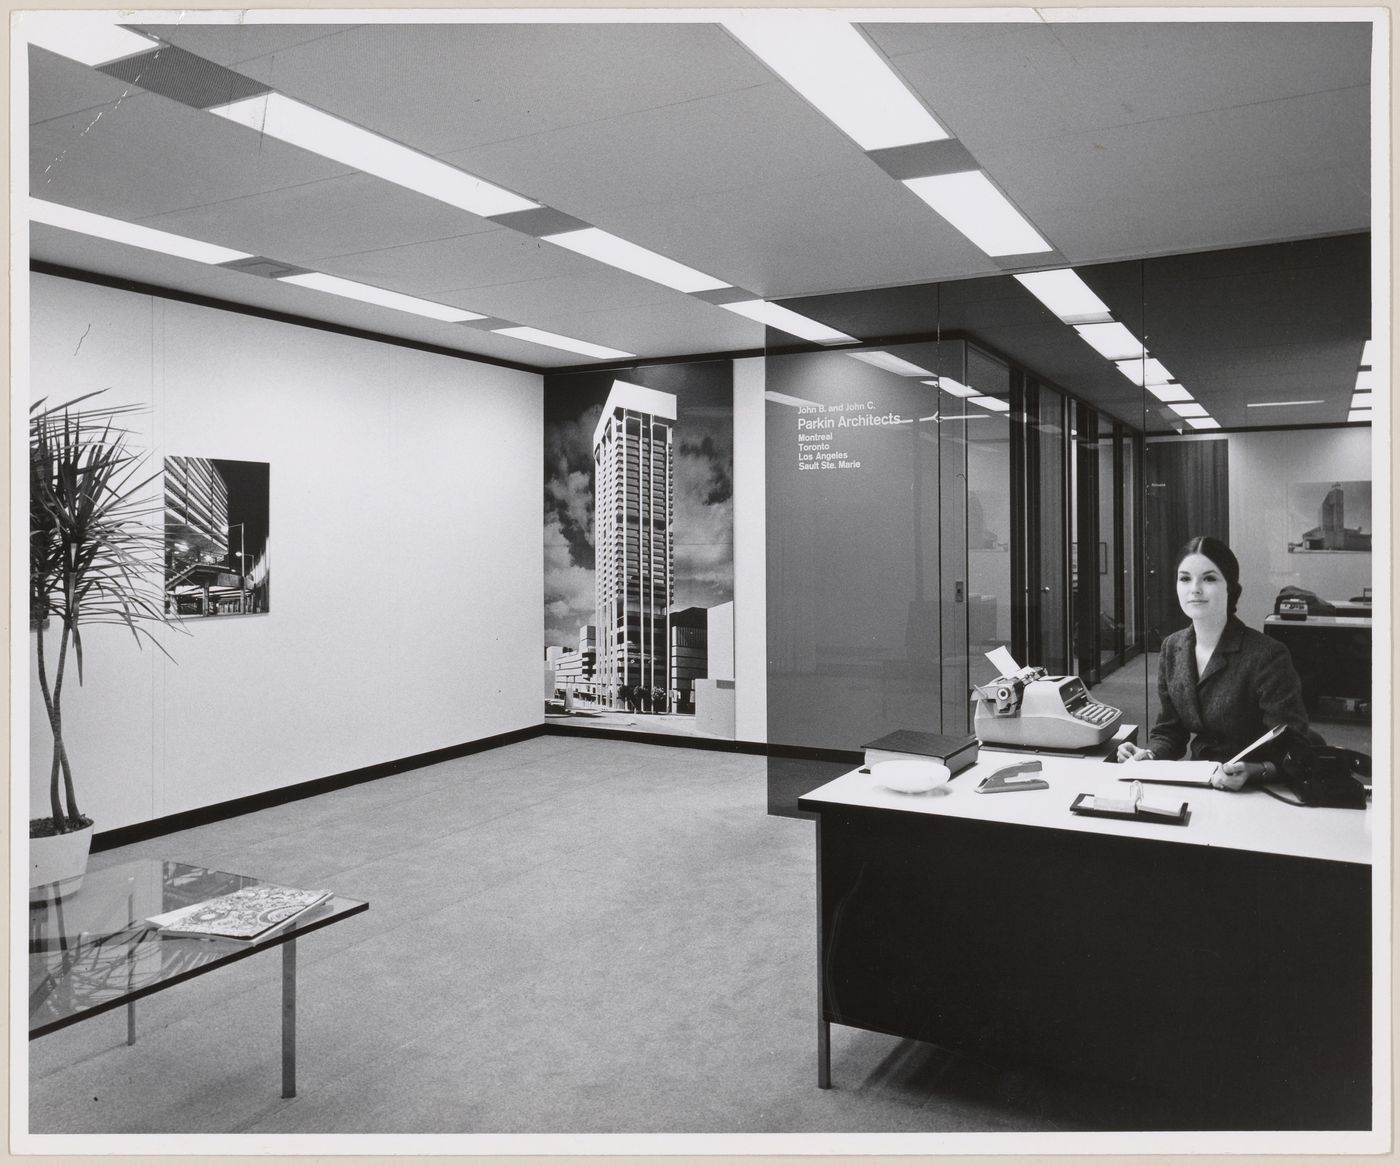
[146,883,332,942]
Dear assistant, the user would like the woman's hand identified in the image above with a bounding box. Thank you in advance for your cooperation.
[1117,742,1155,763]
[1215,761,1274,790]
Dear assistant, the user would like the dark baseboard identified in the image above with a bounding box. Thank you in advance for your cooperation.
[763,741,865,766]
[90,722,859,851]
[91,724,547,852]
[541,720,767,755]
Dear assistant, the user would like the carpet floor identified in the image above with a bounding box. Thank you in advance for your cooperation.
[29,735,1187,1142]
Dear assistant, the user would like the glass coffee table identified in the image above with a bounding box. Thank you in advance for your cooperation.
[29,859,368,1098]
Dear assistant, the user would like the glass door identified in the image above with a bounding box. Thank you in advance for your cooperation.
[1018,377,1070,676]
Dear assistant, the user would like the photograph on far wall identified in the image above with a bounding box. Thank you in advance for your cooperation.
[543,362,735,740]
[164,457,270,616]
[1287,479,1372,553]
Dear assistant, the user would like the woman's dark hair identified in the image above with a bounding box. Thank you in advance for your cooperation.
[1176,535,1241,615]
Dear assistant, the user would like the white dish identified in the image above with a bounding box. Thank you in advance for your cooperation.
[870,758,951,794]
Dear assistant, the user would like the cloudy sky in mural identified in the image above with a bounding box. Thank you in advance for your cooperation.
[543,365,734,651]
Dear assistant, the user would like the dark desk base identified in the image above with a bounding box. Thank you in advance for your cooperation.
[1264,619,1372,719]
[808,805,1371,1130]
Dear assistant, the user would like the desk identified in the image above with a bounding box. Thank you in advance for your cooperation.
[799,751,1372,1129]
[1264,614,1372,717]
[30,859,368,1099]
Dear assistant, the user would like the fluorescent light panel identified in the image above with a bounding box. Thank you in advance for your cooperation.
[24,16,158,65]
[903,171,1051,256]
[764,391,824,409]
[723,16,948,150]
[924,377,977,398]
[492,326,635,360]
[1168,402,1208,418]
[718,300,854,344]
[1013,269,1112,324]
[29,198,250,265]
[1145,383,1193,403]
[1116,357,1175,387]
[542,228,728,294]
[848,351,933,377]
[277,272,483,322]
[969,396,1010,413]
[1074,322,1146,361]
[1246,399,1325,408]
[209,93,537,218]
[1187,417,1221,430]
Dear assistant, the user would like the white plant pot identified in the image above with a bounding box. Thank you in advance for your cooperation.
[29,823,94,905]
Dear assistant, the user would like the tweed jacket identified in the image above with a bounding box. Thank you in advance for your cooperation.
[1147,617,1309,762]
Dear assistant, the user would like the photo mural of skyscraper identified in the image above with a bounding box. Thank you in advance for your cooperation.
[165,457,270,617]
[544,362,734,738]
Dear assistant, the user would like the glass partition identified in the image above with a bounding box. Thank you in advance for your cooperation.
[764,233,1370,792]
[1140,235,1373,758]
[764,338,975,752]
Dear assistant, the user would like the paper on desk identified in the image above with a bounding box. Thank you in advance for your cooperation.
[985,646,1021,678]
[1225,723,1286,766]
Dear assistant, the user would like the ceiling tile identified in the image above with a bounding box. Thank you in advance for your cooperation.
[598,167,996,299]
[441,264,681,327]
[319,226,605,302]
[142,174,498,268]
[29,47,142,123]
[29,87,350,218]
[527,296,765,360]
[445,82,865,222]
[133,23,361,68]
[989,88,1369,261]
[874,21,1370,145]
[162,22,774,157]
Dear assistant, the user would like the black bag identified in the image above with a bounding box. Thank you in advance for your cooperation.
[1274,729,1369,809]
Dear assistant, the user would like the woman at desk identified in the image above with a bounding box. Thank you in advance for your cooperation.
[1118,535,1309,790]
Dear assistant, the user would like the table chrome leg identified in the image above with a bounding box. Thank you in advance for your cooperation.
[814,816,831,1089]
[127,889,137,1045]
[281,939,296,1098]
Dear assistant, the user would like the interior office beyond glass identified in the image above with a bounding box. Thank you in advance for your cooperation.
[762,238,1373,763]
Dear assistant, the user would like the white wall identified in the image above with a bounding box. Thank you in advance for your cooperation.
[707,601,735,680]
[28,274,543,832]
[732,357,766,743]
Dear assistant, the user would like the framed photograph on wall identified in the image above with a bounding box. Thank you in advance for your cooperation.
[1287,480,1371,553]
[164,457,270,616]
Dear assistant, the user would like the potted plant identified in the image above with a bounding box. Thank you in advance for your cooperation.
[29,391,175,900]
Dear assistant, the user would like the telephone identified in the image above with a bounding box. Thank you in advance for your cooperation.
[1271,731,1369,809]
[972,668,1123,750]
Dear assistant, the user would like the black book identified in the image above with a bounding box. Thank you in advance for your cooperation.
[863,729,979,773]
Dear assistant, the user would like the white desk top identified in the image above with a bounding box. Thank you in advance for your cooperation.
[1264,614,1373,628]
[800,749,1372,866]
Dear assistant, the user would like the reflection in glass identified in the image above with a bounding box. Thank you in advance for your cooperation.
[764,341,973,750]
